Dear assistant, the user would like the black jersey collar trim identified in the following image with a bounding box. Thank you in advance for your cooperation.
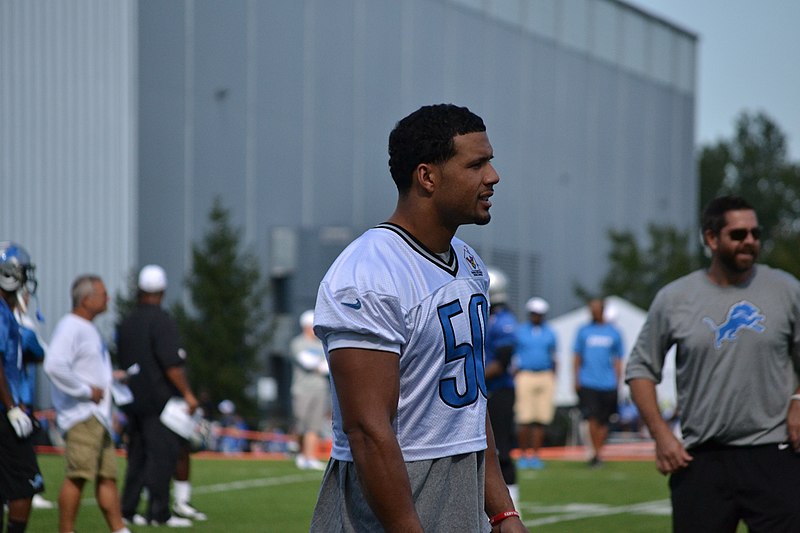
[376,222,459,276]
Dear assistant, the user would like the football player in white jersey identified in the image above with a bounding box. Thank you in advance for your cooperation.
[310,105,527,532]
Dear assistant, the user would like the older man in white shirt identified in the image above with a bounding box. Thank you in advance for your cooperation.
[44,275,130,533]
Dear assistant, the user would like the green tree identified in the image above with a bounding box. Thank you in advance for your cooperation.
[173,197,270,420]
[698,111,800,277]
[575,224,698,310]
[587,111,800,309]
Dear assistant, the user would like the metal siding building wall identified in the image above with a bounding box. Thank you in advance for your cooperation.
[2,0,696,338]
[1,0,137,340]
[137,0,697,318]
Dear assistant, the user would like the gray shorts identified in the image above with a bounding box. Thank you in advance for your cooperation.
[310,451,490,532]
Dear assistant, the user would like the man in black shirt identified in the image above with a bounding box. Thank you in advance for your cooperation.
[117,265,199,528]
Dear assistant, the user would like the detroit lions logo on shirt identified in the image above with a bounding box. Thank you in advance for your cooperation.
[703,300,765,349]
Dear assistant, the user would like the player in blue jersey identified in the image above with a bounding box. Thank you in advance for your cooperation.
[0,242,44,533]
[310,105,527,532]
[484,268,520,506]
[514,297,557,470]
[573,298,623,467]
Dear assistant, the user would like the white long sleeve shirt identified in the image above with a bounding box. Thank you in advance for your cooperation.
[44,313,113,432]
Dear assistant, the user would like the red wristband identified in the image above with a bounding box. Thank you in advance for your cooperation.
[489,510,520,526]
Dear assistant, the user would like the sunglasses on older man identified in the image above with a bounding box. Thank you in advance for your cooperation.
[727,227,762,241]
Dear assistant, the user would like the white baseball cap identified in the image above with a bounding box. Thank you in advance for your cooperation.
[138,264,167,293]
[299,309,314,328]
[525,297,549,315]
[218,399,235,415]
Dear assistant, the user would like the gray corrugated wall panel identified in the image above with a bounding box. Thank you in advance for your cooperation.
[136,0,696,317]
[1,0,137,340]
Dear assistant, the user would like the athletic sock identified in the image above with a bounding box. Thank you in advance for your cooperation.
[174,480,191,504]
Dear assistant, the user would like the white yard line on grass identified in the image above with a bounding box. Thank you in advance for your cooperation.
[522,499,671,527]
[192,473,323,494]
[79,473,322,505]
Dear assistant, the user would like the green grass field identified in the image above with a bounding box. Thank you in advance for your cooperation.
[23,453,744,532]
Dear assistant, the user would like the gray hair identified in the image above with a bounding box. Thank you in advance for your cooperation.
[71,274,102,308]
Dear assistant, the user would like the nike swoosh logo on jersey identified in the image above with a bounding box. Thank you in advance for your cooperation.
[778,443,789,450]
[341,299,362,310]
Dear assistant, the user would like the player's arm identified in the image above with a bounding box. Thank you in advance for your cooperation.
[0,356,15,409]
[484,412,528,532]
[165,365,198,413]
[485,344,513,380]
[573,352,582,391]
[1,354,34,437]
[329,346,423,532]
[628,378,692,474]
[787,386,800,452]
[43,340,95,401]
[613,356,623,384]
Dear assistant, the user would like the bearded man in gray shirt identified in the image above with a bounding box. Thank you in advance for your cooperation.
[626,195,800,533]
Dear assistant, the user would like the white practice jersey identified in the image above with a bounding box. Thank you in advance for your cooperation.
[314,223,491,462]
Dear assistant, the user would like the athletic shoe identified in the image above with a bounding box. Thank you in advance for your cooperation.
[173,501,208,521]
[151,515,193,528]
[32,494,55,509]
[588,456,603,469]
[296,455,326,471]
[528,457,545,470]
[295,454,307,469]
[122,514,149,527]
[305,458,327,471]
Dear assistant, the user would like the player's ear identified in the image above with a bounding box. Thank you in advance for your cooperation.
[702,228,718,251]
[414,163,437,194]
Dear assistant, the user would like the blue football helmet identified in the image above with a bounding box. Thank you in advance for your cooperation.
[0,241,37,295]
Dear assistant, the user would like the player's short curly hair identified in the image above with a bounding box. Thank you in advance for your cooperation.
[701,195,755,235]
[388,104,486,192]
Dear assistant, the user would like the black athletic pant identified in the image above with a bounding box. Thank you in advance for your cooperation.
[121,412,180,523]
[670,443,800,533]
[488,386,516,485]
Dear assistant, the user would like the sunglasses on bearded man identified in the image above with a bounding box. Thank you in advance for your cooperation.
[727,227,762,241]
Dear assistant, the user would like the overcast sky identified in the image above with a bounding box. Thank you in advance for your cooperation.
[627,0,800,160]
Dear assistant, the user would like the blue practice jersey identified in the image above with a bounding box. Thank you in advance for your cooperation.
[485,307,516,392]
[515,322,557,371]
[314,223,491,462]
[0,298,23,411]
[574,322,623,391]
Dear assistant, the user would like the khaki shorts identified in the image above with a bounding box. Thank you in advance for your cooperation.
[514,370,556,425]
[64,416,118,481]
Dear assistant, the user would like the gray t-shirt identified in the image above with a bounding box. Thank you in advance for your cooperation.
[626,265,800,448]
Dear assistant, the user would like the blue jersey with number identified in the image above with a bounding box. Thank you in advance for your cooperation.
[314,223,490,462]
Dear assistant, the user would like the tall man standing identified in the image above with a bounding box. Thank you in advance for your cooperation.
[573,298,623,467]
[627,195,800,532]
[310,104,527,532]
[0,242,44,533]
[514,297,557,470]
[117,265,198,528]
[44,275,130,533]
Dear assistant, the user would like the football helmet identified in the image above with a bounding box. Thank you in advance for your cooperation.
[0,241,37,295]
[487,267,509,305]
